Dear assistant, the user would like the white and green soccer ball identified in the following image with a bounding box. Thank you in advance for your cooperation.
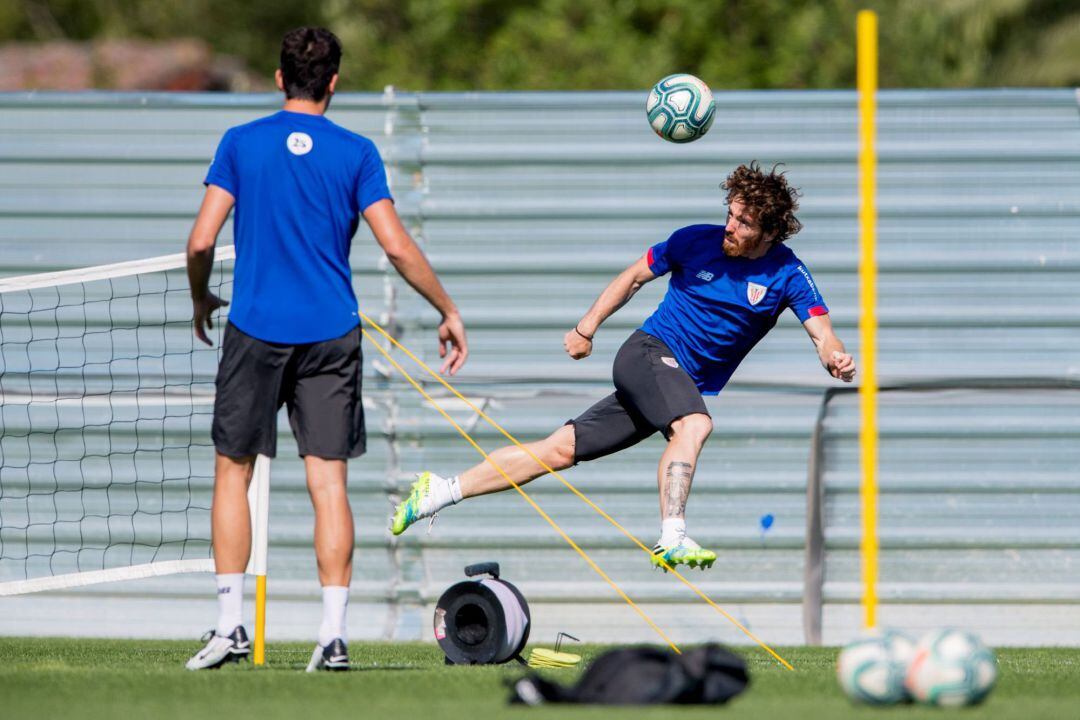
[646,73,716,143]
[837,628,916,705]
[905,629,998,707]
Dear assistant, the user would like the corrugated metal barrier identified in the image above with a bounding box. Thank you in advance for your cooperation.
[0,89,1077,645]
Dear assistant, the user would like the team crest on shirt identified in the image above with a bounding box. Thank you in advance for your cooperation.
[747,282,768,306]
[286,132,313,156]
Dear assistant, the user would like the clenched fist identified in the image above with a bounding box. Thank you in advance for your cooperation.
[563,327,593,360]
[829,350,856,382]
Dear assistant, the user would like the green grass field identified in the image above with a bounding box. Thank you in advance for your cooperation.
[1,639,1077,719]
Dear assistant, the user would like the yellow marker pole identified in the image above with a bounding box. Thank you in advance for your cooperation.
[857,9,879,630]
[254,575,267,665]
[247,454,271,665]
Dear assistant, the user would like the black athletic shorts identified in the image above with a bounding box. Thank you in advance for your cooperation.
[569,330,709,463]
[211,322,366,460]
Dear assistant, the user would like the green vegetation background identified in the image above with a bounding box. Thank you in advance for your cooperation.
[2,639,1079,720]
[3,0,1079,90]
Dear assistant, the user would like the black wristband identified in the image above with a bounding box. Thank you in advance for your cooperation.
[574,325,594,341]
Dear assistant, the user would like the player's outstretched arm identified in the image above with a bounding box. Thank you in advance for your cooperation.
[803,313,856,382]
[364,199,468,375]
[186,185,235,346]
[564,255,657,360]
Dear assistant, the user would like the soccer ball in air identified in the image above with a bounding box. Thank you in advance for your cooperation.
[905,629,998,707]
[836,629,916,705]
[646,73,716,143]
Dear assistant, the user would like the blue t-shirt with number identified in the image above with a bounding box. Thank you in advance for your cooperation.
[640,224,829,394]
[204,110,392,344]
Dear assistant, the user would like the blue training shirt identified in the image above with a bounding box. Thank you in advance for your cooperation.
[640,224,829,394]
[205,110,392,344]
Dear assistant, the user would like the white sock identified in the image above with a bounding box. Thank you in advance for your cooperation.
[215,573,244,636]
[659,518,687,547]
[425,473,462,514]
[318,585,349,647]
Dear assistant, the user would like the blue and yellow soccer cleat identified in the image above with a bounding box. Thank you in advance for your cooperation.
[650,537,717,572]
[391,471,435,536]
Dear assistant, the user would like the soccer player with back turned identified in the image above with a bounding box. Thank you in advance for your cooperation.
[392,163,855,570]
[185,28,467,671]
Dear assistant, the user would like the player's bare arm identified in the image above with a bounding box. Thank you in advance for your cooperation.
[186,185,235,346]
[564,255,657,359]
[364,198,468,375]
[803,313,856,382]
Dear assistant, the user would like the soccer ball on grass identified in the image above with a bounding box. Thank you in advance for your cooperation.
[905,628,997,707]
[836,628,916,705]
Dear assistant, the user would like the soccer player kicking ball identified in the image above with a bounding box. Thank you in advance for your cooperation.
[391,162,855,570]
[184,28,466,671]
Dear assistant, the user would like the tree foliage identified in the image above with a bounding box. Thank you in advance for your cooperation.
[3,0,1078,90]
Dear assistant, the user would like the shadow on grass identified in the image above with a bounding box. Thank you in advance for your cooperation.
[272,663,425,672]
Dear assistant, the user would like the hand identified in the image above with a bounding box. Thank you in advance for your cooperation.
[438,312,468,375]
[192,292,229,346]
[563,327,593,360]
[830,350,856,382]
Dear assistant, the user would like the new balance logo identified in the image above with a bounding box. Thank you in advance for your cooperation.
[696,270,715,282]
[218,587,231,594]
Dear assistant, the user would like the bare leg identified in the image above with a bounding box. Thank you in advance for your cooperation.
[459,424,577,498]
[657,414,713,520]
[305,456,354,587]
[212,453,255,574]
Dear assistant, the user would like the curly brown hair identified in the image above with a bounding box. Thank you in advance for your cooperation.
[721,162,803,242]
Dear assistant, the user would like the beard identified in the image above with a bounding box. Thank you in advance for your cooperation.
[723,231,771,258]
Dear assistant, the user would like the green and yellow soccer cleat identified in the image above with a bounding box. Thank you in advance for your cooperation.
[650,537,717,572]
[391,472,435,536]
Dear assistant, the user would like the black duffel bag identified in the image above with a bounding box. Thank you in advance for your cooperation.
[510,643,750,706]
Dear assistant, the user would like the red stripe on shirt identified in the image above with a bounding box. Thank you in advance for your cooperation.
[809,305,828,317]
[647,247,655,266]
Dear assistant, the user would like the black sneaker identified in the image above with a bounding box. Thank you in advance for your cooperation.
[306,638,350,672]
[185,626,251,670]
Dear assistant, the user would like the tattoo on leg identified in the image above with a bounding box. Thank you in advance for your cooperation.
[664,461,694,518]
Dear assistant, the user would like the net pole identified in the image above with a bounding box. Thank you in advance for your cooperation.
[247,454,271,665]
[857,9,880,630]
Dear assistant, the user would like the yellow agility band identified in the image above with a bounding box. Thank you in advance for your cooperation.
[360,326,682,655]
[359,310,794,670]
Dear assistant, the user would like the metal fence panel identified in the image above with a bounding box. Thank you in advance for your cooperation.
[0,89,1077,645]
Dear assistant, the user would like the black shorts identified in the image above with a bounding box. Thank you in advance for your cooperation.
[569,330,709,463]
[212,322,366,460]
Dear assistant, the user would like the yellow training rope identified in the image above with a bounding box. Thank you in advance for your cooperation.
[361,326,682,654]
[362,310,794,669]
